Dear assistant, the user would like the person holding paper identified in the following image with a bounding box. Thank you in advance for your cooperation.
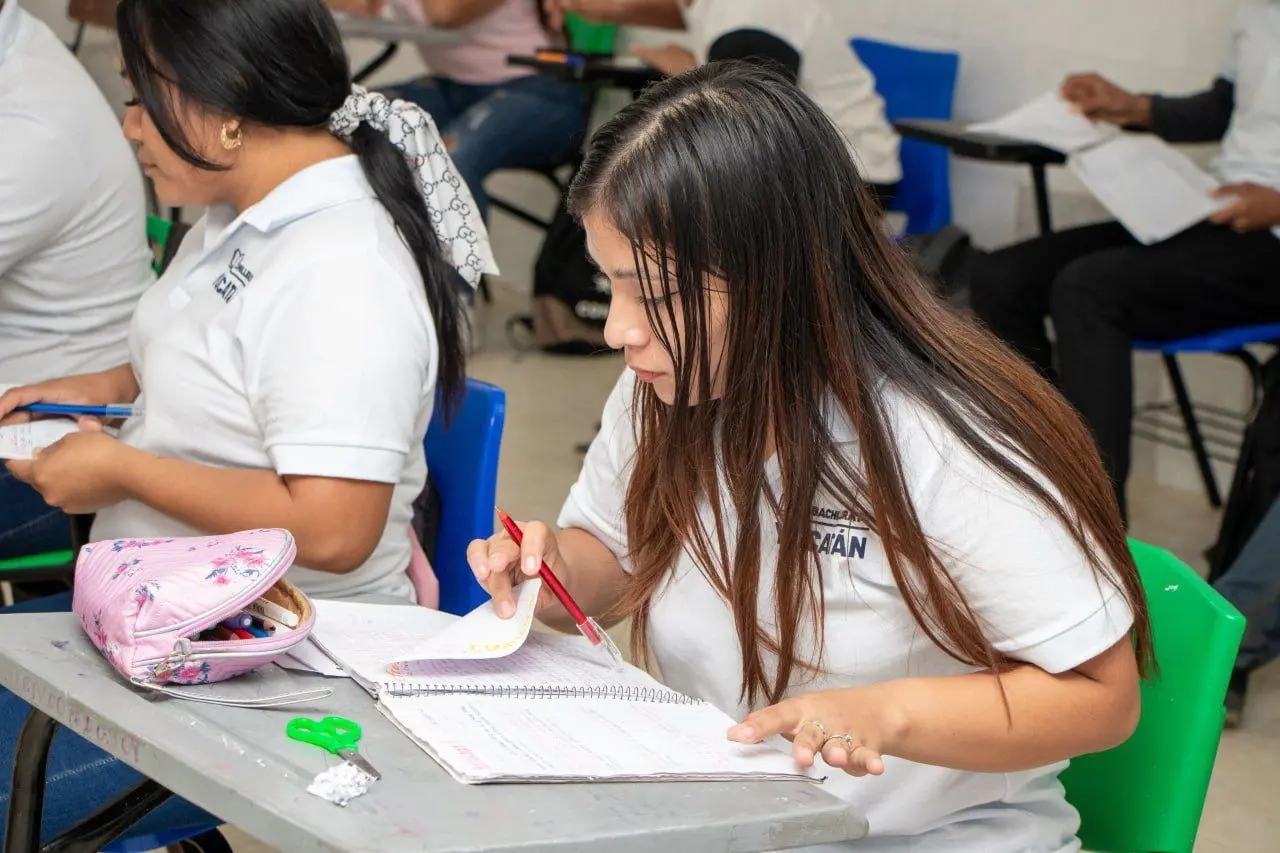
[0,0,493,843]
[544,0,902,199]
[469,64,1150,852]
[970,0,1280,513]
[0,0,153,564]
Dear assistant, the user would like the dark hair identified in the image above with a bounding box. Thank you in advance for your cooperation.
[117,0,466,415]
[569,63,1152,705]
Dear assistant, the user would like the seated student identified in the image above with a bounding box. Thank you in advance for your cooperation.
[469,64,1149,852]
[331,0,585,220]
[1214,496,1280,727]
[0,0,153,562]
[969,0,1280,516]
[544,0,902,202]
[0,0,493,840]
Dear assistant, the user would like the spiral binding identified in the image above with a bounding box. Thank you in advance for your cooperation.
[382,681,700,704]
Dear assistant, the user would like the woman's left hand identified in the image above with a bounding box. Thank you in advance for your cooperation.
[727,687,903,777]
[6,420,132,514]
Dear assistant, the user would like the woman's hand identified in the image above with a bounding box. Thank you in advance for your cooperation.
[466,520,566,618]
[631,43,697,76]
[0,367,139,425]
[727,686,905,777]
[6,420,133,514]
[1060,73,1151,126]
[1209,182,1280,233]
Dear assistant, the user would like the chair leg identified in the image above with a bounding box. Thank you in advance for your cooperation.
[6,707,59,853]
[1164,354,1221,507]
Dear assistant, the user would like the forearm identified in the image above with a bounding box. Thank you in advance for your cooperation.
[1148,77,1235,143]
[92,365,141,403]
[875,663,1139,772]
[420,0,504,27]
[114,450,352,572]
[539,527,629,633]
[583,0,684,28]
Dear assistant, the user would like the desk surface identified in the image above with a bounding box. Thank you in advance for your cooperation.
[332,12,462,46]
[0,615,867,853]
[895,119,1067,166]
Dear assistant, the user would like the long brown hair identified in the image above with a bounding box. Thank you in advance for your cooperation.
[569,64,1152,706]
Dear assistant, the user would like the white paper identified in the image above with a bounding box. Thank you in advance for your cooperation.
[0,420,79,460]
[276,637,347,678]
[1068,136,1230,244]
[969,92,1119,153]
[384,631,678,698]
[379,694,818,784]
[309,600,457,691]
[392,579,541,663]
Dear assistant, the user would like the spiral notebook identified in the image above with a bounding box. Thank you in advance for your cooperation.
[309,596,816,785]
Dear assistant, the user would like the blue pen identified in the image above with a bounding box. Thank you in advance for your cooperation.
[16,403,138,419]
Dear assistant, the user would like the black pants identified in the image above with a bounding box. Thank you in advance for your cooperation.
[970,221,1280,512]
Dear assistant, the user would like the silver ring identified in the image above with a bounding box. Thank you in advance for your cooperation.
[823,733,856,751]
[801,719,828,738]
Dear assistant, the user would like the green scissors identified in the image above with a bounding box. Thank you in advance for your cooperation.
[286,716,381,780]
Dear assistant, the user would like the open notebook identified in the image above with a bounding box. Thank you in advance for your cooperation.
[308,588,816,785]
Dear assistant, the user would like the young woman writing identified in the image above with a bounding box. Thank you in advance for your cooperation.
[469,64,1150,851]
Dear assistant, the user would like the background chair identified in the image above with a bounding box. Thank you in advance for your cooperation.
[1133,324,1280,510]
[425,379,506,616]
[851,38,959,236]
[1059,539,1245,853]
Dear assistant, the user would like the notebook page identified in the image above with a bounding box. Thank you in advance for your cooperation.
[1068,136,1230,244]
[968,92,1118,153]
[393,580,541,662]
[310,600,458,690]
[0,420,80,461]
[384,631,684,701]
[380,694,818,784]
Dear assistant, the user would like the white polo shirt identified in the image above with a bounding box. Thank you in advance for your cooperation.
[677,0,901,186]
[1216,0,1280,191]
[560,370,1134,852]
[91,156,437,602]
[0,0,152,384]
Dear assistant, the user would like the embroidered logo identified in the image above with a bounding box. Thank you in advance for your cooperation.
[212,249,255,303]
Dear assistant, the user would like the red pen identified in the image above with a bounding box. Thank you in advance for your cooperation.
[496,509,623,667]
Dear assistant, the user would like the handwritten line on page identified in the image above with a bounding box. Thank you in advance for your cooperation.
[0,420,80,461]
[968,92,1118,154]
[379,694,818,784]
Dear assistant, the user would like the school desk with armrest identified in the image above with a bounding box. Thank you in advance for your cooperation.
[0,614,869,852]
[894,119,1066,234]
[1060,539,1245,853]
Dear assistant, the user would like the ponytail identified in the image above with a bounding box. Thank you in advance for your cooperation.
[348,124,467,418]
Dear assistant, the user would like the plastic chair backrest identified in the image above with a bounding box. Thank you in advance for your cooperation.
[1059,540,1245,853]
[146,214,172,275]
[564,14,617,55]
[850,38,959,235]
[425,379,506,616]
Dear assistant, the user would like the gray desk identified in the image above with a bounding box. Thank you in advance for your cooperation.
[0,615,868,852]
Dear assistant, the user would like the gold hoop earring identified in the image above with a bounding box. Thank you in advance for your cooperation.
[220,123,243,151]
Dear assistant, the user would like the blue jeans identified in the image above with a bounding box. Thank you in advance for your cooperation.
[1214,498,1280,671]
[0,469,71,561]
[0,592,218,843]
[385,73,585,220]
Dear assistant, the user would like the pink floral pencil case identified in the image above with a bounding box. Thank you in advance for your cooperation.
[73,529,316,686]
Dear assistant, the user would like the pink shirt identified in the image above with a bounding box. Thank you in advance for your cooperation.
[390,0,562,85]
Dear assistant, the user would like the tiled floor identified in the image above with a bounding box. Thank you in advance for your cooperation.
[212,279,1279,853]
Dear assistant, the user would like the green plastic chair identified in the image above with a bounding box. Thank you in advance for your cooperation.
[1060,539,1246,853]
[0,216,176,587]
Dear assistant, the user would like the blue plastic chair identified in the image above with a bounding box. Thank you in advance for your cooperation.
[425,378,507,616]
[104,379,506,851]
[851,38,960,235]
[1134,323,1280,508]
